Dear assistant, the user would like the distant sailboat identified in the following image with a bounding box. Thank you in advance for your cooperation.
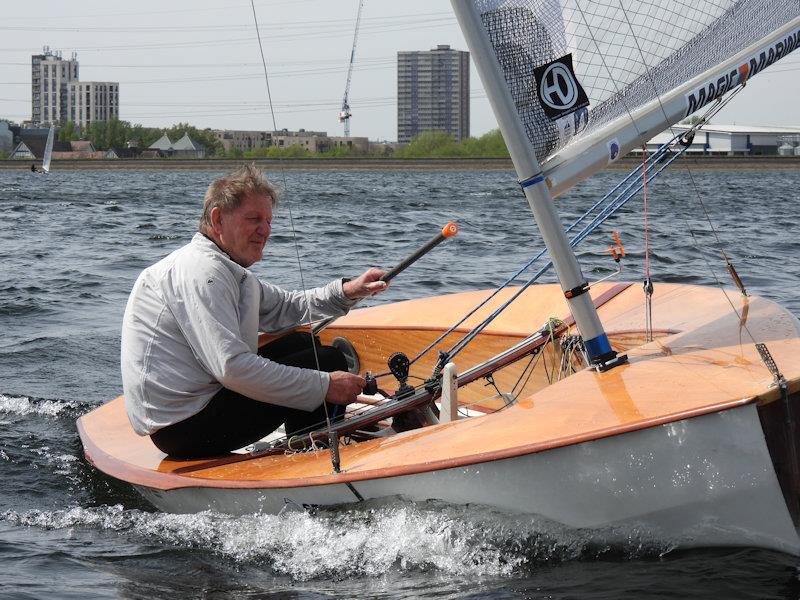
[41,124,54,174]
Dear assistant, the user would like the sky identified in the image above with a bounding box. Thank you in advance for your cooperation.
[1,0,799,141]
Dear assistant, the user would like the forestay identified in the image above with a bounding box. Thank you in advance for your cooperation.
[471,0,800,194]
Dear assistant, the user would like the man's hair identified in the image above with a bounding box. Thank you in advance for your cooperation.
[199,163,277,233]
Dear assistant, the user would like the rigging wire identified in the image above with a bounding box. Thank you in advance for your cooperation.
[400,142,674,369]
[617,0,666,344]
[641,147,654,342]
[395,133,687,375]
[248,0,335,440]
[368,81,750,399]
[240,20,788,446]
[444,143,685,363]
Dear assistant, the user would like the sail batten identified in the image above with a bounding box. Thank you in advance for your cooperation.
[471,0,799,194]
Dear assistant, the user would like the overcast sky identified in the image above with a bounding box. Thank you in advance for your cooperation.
[2,0,798,141]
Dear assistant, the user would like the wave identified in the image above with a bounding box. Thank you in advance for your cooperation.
[0,394,79,418]
[0,301,49,317]
[0,500,674,581]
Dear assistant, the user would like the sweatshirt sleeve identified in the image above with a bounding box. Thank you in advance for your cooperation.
[257,278,357,333]
[162,261,328,411]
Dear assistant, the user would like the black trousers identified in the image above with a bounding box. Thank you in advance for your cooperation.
[150,332,347,458]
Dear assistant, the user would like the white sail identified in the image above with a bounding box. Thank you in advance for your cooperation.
[469,0,800,195]
[42,124,55,173]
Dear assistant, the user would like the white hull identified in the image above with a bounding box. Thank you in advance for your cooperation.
[135,403,800,554]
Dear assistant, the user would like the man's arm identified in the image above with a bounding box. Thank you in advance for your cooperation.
[257,278,351,332]
[165,262,328,411]
[257,268,387,332]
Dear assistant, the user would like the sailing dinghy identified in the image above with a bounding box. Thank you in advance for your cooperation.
[41,124,54,174]
[78,0,800,553]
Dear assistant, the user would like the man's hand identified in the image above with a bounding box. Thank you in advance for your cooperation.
[326,371,366,405]
[343,268,388,300]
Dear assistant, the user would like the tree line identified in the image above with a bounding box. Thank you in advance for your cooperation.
[229,129,510,159]
[57,119,510,159]
[394,129,509,158]
[57,119,223,154]
[3,115,511,159]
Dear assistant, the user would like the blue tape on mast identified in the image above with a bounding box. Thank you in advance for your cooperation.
[584,333,613,360]
[519,174,545,189]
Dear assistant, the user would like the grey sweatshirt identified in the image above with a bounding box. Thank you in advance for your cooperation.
[121,233,355,436]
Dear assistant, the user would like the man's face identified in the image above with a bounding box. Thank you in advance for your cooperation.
[211,192,273,267]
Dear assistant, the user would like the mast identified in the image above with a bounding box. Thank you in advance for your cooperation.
[451,0,622,369]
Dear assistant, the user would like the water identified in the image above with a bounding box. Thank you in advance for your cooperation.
[1,166,799,599]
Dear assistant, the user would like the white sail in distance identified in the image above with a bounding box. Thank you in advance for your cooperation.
[472,0,800,196]
[42,124,55,174]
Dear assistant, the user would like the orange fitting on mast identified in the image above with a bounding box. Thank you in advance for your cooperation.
[612,230,626,257]
[607,230,626,263]
[442,222,459,238]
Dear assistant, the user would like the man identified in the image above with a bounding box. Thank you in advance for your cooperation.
[121,164,387,458]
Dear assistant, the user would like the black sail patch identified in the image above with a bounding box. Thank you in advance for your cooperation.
[533,54,589,121]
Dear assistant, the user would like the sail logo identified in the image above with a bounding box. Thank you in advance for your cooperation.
[607,138,621,164]
[555,106,590,144]
[541,64,577,108]
[534,54,590,121]
[685,27,800,117]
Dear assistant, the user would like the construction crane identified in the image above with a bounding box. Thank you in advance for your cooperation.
[339,0,364,137]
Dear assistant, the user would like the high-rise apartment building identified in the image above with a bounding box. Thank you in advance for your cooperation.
[31,47,119,128]
[397,44,470,144]
[32,47,79,126]
[69,81,120,128]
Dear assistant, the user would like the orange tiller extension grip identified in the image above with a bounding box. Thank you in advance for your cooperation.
[381,222,459,282]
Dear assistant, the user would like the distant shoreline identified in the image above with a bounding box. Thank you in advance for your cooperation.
[2,156,799,171]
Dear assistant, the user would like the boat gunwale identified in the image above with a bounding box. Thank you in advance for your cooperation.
[319,323,681,338]
[78,393,757,491]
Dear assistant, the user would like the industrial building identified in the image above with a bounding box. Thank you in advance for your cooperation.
[212,129,369,154]
[645,124,800,155]
[397,44,470,144]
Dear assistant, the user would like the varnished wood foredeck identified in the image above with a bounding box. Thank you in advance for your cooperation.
[78,282,800,490]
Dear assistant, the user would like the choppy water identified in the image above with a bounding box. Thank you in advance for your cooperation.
[0,166,799,599]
